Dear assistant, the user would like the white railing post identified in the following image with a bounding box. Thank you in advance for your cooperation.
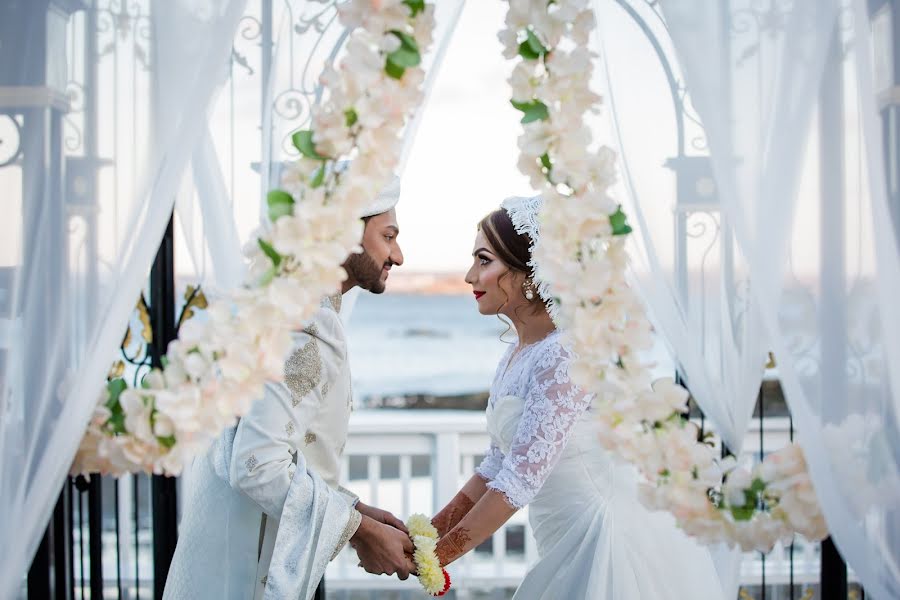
[432,432,460,512]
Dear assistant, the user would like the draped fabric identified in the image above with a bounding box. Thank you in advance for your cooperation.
[604,0,900,596]
[0,2,247,596]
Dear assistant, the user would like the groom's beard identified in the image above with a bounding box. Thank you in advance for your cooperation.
[345,249,390,294]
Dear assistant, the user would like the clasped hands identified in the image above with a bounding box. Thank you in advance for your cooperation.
[349,501,419,580]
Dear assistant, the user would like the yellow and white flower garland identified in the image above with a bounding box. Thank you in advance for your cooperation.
[72,0,437,477]
[500,0,827,552]
[406,514,450,596]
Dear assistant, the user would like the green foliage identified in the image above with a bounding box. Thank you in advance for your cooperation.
[385,30,421,79]
[609,206,633,236]
[291,130,327,160]
[344,108,358,127]
[518,29,548,60]
[510,99,549,124]
[402,0,425,16]
[310,164,326,189]
[267,189,295,222]
[257,238,282,268]
[157,435,177,449]
[104,378,128,435]
[728,478,767,521]
[540,153,552,171]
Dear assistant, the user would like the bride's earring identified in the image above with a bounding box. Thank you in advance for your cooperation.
[523,278,536,301]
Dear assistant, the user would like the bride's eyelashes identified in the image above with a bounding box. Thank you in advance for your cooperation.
[477,253,492,266]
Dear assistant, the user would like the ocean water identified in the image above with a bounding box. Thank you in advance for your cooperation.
[344,292,678,405]
[344,293,511,402]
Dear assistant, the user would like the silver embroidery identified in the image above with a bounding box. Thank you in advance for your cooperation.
[305,431,317,445]
[284,336,322,406]
[322,381,330,397]
[323,293,342,313]
[245,454,259,472]
[260,575,267,586]
[285,421,296,436]
[330,509,362,561]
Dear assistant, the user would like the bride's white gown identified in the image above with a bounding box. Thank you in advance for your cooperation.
[477,331,723,599]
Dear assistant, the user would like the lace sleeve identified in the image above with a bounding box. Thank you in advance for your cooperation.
[487,343,592,509]
[475,443,505,481]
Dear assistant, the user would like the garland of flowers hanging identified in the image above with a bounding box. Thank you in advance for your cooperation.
[72,0,437,477]
[499,0,827,552]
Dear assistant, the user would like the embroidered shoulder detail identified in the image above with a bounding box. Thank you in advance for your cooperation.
[304,431,317,445]
[245,454,259,472]
[284,421,296,436]
[284,337,322,405]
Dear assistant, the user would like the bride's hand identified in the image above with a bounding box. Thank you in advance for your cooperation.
[355,501,408,534]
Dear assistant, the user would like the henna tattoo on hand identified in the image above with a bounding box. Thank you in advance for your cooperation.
[435,527,472,567]
[432,492,476,537]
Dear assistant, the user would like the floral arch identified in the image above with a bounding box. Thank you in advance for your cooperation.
[71,0,827,558]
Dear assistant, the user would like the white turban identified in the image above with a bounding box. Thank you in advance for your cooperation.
[360,174,401,218]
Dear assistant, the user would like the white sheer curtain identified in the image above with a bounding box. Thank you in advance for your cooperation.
[588,3,769,595]
[657,0,900,597]
[0,1,246,596]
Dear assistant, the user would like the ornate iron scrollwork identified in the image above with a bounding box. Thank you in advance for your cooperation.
[0,113,24,169]
[110,285,206,386]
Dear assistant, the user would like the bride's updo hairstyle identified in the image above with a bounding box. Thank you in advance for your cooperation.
[478,209,531,273]
[478,209,544,318]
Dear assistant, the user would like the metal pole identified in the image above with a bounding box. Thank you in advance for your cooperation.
[88,476,103,599]
[150,214,179,599]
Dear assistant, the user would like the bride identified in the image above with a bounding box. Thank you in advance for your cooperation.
[430,196,723,599]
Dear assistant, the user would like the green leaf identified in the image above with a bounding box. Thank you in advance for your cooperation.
[386,31,421,76]
[540,153,552,171]
[310,164,326,189]
[105,411,126,435]
[749,478,766,495]
[267,189,295,221]
[609,205,633,236]
[526,29,548,54]
[157,434,177,449]
[518,29,548,60]
[344,108,358,127]
[391,30,420,53]
[291,130,327,160]
[257,238,282,268]
[160,355,169,369]
[402,0,425,16]
[385,58,406,80]
[259,264,278,287]
[510,99,549,124]
[729,505,755,521]
[106,378,127,408]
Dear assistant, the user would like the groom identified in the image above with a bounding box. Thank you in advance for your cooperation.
[163,177,415,600]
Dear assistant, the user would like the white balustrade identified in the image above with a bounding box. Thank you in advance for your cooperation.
[326,410,819,593]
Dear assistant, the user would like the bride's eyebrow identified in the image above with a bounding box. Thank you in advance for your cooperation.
[472,248,492,257]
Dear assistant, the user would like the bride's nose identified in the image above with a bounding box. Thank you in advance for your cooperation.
[464,264,476,285]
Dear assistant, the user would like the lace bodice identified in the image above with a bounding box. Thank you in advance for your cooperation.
[476,331,593,508]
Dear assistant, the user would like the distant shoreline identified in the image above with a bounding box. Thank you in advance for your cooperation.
[384,270,471,295]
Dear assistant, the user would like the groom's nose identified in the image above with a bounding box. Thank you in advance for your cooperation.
[390,243,404,267]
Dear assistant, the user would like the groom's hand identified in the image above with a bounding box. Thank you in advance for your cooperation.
[355,501,408,534]
[350,515,417,579]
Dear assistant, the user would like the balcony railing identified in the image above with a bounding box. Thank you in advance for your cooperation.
[323,410,828,595]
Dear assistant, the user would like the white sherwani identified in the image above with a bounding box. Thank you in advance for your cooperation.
[163,295,360,600]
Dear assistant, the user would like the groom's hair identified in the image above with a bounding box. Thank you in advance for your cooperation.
[477,209,532,274]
